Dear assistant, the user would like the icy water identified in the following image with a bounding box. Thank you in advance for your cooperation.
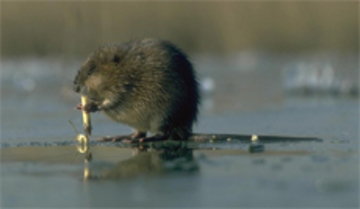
[1,53,359,207]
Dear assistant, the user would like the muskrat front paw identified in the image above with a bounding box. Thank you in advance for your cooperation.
[75,102,99,113]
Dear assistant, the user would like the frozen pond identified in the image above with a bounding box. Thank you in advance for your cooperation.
[1,53,358,207]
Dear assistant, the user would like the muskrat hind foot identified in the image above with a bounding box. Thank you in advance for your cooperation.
[131,134,169,144]
[98,131,146,142]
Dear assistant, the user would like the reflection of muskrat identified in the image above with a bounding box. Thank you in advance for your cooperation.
[73,38,200,143]
[102,146,197,179]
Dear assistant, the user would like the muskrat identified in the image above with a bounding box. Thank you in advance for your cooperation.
[73,38,199,143]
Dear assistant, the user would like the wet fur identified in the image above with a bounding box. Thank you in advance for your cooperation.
[73,38,199,140]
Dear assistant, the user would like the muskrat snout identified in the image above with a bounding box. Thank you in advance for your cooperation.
[73,83,81,93]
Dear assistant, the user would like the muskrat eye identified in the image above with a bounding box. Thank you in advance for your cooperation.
[113,55,120,63]
[87,65,95,76]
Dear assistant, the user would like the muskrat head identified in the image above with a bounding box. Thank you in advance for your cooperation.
[74,45,124,98]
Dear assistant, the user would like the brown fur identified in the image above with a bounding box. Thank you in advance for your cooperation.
[73,38,200,141]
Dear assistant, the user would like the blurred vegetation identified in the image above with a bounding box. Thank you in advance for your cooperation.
[1,1,358,57]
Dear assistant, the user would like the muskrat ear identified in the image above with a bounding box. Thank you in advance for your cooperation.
[113,55,120,63]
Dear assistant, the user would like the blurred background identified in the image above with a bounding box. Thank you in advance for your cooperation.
[2,2,358,56]
[1,1,359,135]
